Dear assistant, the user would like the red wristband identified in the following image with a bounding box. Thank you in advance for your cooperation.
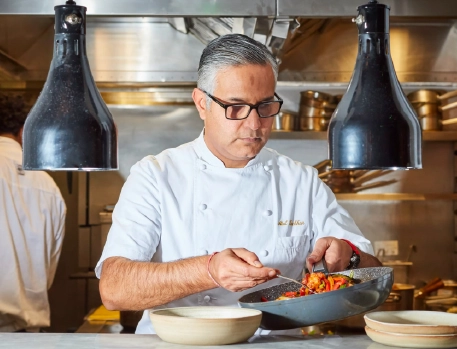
[341,239,360,255]
[207,252,221,288]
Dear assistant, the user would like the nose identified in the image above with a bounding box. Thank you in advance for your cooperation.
[244,108,261,130]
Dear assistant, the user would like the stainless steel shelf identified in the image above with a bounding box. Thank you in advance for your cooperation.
[269,131,457,142]
[277,0,457,17]
[0,0,276,16]
[269,131,327,140]
[336,193,457,201]
[2,0,456,17]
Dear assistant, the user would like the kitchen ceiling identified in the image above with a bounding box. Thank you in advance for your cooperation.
[1,0,457,17]
[0,0,456,87]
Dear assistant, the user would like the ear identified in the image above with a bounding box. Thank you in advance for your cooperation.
[192,88,208,121]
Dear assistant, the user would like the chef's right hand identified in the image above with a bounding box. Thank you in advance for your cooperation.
[208,248,279,292]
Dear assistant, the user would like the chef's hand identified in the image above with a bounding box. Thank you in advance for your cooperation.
[306,237,352,273]
[208,248,279,292]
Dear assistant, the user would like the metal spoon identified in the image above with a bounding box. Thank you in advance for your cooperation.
[277,275,316,294]
[277,275,303,286]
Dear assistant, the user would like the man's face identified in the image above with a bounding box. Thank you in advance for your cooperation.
[193,64,276,168]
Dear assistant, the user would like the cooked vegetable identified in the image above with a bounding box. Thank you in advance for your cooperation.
[274,272,356,300]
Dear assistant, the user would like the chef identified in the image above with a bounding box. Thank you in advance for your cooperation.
[0,93,66,332]
[96,33,381,334]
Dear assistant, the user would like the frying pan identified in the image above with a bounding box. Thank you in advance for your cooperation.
[238,267,393,330]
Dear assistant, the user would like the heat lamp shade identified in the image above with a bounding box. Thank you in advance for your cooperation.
[22,2,118,171]
[22,66,118,171]
[328,0,421,170]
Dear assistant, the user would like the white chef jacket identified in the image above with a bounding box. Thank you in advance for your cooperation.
[96,130,374,334]
[0,137,66,332]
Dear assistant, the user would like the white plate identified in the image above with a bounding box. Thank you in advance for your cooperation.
[364,310,457,335]
[365,325,457,348]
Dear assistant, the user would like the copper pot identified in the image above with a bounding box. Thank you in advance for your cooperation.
[407,90,442,131]
[407,89,457,129]
[299,116,331,131]
[299,90,335,109]
[325,170,352,193]
[407,89,442,104]
[272,110,298,131]
[298,90,336,131]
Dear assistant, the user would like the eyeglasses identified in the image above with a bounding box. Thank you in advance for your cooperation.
[200,89,283,120]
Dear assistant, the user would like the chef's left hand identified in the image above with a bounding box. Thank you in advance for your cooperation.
[306,237,352,273]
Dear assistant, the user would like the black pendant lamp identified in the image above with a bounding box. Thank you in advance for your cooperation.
[23,1,117,171]
[328,0,421,170]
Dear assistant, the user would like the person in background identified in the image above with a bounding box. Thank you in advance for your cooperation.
[96,34,381,334]
[0,94,67,332]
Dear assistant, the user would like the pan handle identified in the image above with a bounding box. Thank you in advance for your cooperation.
[440,117,457,126]
[440,100,457,111]
[351,170,392,187]
[313,159,332,172]
[352,179,397,193]
[438,90,457,100]
[318,170,333,179]
[351,170,368,178]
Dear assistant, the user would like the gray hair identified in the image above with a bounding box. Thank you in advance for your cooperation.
[197,34,278,109]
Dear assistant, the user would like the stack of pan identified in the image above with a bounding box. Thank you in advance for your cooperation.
[313,159,397,193]
[298,91,340,131]
[407,89,457,130]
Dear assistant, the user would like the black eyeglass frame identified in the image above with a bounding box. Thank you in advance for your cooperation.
[200,89,284,120]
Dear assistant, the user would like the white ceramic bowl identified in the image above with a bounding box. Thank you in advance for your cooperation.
[149,306,262,346]
[364,310,457,335]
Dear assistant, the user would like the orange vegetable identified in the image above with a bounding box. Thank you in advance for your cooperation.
[328,275,334,289]
[275,272,356,301]
[323,279,329,291]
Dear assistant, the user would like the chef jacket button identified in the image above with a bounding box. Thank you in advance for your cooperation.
[200,204,207,211]
[200,249,208,255]
[260,250,268,257]
[200,164,207,170]
[263,210,272,216]
[203,295,211,303]
[263,165,271,171]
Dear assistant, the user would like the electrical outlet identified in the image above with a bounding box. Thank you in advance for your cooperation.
[374,240,399,256]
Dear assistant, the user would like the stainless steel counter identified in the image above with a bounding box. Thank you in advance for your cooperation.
[0,333,389,349]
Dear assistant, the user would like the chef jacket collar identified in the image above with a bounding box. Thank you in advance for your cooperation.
[194,129,265,168]
[0,136,22,163]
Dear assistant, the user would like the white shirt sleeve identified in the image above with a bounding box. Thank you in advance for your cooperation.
[47,195,67,289]
[95,157,162,278]
[308,167,374,255]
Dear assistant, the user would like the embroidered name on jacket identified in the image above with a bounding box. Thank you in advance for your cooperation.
[278,220,304,226]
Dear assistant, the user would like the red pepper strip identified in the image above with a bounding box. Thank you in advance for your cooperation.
[324,278,330,292]
[300,288,306,296]
[331,277,346,283]
[261,296,268,302]
[333,280,344,290]
[284,291,297,298]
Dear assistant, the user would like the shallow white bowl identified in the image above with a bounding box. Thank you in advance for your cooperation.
[364,310,457,335]
[149,306,262,346]
[365,325,457,348]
